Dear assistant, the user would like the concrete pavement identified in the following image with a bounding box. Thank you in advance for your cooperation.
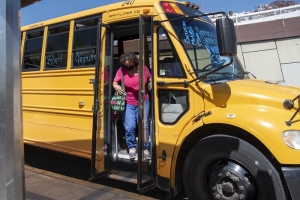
[25,166,157,200]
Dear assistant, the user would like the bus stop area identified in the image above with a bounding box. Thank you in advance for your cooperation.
[3,0,300,199]
[25,165,156,200]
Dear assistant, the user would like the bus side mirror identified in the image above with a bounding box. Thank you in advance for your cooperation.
[216,18,237,56]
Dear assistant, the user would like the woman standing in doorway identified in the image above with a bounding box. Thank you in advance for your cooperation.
[112,52,152,160]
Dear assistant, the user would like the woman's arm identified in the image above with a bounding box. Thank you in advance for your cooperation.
[144,66,152,91]
[113,81,124,95]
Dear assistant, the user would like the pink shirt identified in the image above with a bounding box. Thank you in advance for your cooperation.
[114,66,151,106]
[104,68,110,82]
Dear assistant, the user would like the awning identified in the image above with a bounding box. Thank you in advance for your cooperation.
[21,0,41,8]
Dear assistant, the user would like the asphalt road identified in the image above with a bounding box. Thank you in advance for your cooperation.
[24,144,188,200]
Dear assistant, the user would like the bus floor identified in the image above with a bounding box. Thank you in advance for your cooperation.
[24,144,188,200]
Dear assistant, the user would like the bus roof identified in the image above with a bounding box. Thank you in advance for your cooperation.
[21,0,181,31]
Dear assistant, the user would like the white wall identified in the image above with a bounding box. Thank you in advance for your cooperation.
[237,36,300,86]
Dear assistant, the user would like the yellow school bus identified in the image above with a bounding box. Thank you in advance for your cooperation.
[21,0,300,199]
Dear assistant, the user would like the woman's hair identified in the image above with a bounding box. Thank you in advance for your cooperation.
[119,52,139,66]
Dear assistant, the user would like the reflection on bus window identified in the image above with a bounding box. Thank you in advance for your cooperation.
[45,23,69,70]
[157,27,186,78]
[170,18,246,82]
[72,17,98,68]
[22,30,43,71]
[159,90,189,123]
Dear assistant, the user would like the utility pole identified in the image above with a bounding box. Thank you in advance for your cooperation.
[0,0,25,199]
[202,0,207,13]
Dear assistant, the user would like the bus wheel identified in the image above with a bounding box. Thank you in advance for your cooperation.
[183,135,286,200]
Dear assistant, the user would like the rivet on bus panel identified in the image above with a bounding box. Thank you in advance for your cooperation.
[89,79,95,84]
[226,113,236,119]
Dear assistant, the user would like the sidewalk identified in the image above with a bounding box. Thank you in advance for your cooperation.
[25,166,156,200]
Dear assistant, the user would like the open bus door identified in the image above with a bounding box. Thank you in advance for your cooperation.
[137,15,156,193]
[90,22,111,179]
[91,15,156,192]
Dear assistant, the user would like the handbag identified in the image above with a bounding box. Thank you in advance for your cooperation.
[111,69,126,111]
[111,92,126,111]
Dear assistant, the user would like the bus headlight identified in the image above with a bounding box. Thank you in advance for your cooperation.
[282,130,300,149]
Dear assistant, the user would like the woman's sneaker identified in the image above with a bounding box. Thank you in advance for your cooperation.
[129,148,136,160]
[143,149,151,160]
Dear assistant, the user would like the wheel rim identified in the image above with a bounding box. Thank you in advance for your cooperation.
[204,160,257,200]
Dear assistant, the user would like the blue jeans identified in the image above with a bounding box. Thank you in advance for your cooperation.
[122,99,150,150]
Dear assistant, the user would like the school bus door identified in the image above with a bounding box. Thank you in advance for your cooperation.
[154,25,204,190]
[90,22,109,179]
[137,15,156,193]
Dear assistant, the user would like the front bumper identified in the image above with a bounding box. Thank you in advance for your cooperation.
[282,167,300,199]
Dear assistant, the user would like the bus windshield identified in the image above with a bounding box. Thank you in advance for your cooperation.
[170,18,248,83]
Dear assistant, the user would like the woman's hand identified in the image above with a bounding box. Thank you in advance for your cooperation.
[147,78,152,91]
[148,81,152,91]
[113,83,125,95]
[113,82,125,95]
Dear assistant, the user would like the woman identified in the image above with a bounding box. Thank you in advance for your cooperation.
[113,52,152,160]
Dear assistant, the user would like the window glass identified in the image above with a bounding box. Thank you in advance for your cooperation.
[170,17,246,83]
[159,90,189,124]
[46,33,69,52]
[24,37,43,55]
[22,30,44,71]
[75,18,98,29]
[157,27,185,78]
[73,27,97,49]
[45,52,68,69]
[73,49,96,66]
[45,23,70,70]
[23,55,41,71]
[72,18,98,68]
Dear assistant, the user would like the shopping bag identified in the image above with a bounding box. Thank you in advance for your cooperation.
[110,92,126,111]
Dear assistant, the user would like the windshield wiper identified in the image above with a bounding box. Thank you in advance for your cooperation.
[192,69,214,73]
[214,72,243,80]
[194,70,243,80]
[243,71,257,79]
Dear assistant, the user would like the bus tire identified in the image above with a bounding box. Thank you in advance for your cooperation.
[183,135,286,200]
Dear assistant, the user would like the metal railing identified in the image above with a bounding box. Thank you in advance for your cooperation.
[210,4,300,25]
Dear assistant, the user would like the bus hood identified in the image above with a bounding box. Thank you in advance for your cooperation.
[202,79,300,126]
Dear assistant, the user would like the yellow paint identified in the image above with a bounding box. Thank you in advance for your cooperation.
[202,79,300,164]
[20,0,300,195]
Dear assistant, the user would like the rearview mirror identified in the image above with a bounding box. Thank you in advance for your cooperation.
[216,18,237,56]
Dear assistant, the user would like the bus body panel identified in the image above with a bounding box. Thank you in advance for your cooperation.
[202,79,300,163]
[23,68,95,158]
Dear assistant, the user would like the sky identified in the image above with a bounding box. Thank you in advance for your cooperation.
[21,0,273,26]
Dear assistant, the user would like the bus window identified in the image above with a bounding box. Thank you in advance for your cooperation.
[45,23,70,70]
[22,29,43,71]
[72,17,99,68]
[157,27,185,78]
[159,90,188,124]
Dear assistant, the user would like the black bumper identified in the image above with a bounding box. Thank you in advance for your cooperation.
[282,167,300,199]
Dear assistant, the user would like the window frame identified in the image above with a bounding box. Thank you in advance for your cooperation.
[71,16,100,69]
[158,89,189,125]
[22,28,44,72]
[44,22,70,70]
[157,26,186,78]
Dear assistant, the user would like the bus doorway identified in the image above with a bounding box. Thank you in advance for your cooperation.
[90,16,155,193]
